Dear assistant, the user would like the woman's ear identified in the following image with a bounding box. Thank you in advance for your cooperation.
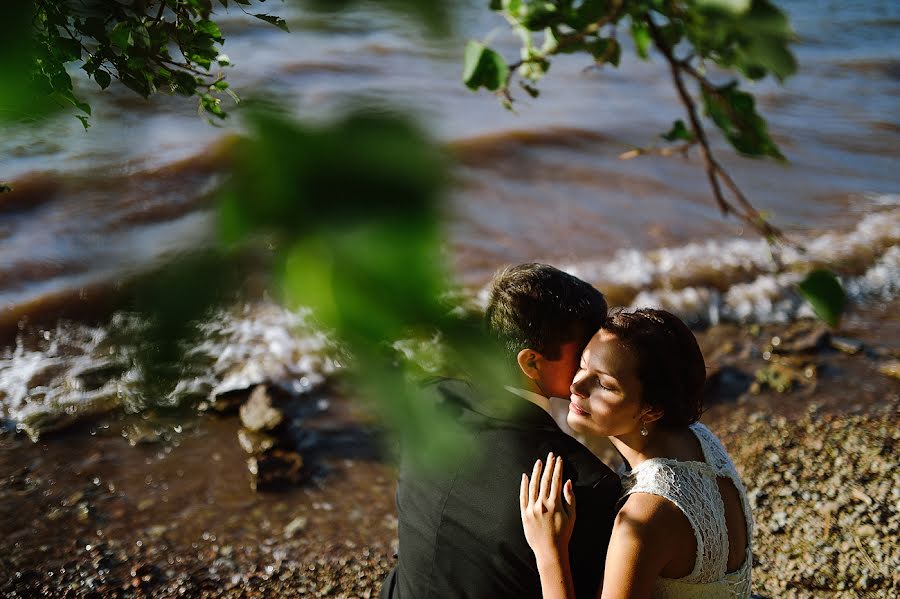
[640,406,665,424]
[516,348,542,381]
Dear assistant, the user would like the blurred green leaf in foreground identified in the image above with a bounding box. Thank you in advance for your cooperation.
[215,104,511,469]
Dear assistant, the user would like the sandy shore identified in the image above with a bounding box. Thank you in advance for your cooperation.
[1,311,898,598]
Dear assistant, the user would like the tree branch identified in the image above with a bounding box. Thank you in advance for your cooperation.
[645,15,783,241]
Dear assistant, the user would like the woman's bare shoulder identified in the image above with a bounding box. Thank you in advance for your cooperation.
[614,492,697,578]
[615,492,694,543]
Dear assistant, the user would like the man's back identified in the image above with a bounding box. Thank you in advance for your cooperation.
[382,379,621,599]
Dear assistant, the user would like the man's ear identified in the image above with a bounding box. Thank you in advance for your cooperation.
[516,349,542,381]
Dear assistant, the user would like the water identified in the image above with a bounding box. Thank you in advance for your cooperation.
[0,0,898,433]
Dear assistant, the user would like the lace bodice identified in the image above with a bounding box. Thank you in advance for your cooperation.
[620,423,754,598]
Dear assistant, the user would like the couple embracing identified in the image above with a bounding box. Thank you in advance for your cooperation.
[381,264,753,599]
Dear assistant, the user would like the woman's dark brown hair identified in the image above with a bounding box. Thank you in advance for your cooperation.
[604,308,706,429]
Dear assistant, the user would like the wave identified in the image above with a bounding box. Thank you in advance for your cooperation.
[1,195,896,439]
[556,200,899,325]
[0,303,339,440]
[449,127,616,167]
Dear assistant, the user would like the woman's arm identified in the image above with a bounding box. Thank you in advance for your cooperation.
[520,453,577,599]
[598,493,680,599]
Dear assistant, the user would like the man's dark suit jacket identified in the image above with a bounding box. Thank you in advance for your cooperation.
[380,378,621,599]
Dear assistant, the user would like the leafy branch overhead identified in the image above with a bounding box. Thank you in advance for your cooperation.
[1,0,453,128]
[0,0,288,127]
[463,0,797,239]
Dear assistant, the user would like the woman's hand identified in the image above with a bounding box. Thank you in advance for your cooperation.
[520,452,576,564]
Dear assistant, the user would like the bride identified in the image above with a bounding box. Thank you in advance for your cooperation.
[519,308,753,598]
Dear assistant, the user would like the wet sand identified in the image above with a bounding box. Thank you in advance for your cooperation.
[1,302,898,598]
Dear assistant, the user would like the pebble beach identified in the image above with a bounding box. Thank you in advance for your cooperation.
[2,304,898,598]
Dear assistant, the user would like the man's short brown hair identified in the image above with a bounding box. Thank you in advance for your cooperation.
[485,263,607,360]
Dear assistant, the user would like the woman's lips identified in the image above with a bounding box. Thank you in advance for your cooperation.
[568,401,590,417]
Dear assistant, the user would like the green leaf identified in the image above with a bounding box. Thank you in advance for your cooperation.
[588,37,621,66]
[519,80,540,98]
[572,0,613,28]
[519,2,559,31]
[253,13,289,32]
[696,0,751,13]
[110,22,133,50]
[133,25,152,49]
[462,41,509,92]
[94,70,112,90]
[662,119,695,142]
[702,84,784,161]
[688,0,796,82]
[76,115,90,130]
[57,37,83,62]
[631,19,651,60]
[196,19,224,42]
[659,22,684,48]
[735,33,796,82]
[797,269,846,328]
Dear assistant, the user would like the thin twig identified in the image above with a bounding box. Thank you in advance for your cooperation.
[645,15,783,241]
[619,141,696,160]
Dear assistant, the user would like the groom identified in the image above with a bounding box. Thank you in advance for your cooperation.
[380,263,621,598]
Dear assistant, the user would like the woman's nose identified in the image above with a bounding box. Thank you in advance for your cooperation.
[570,374,587,398]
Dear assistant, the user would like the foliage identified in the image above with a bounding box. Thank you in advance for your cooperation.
[0,0,259,127]
[796,269,846,328]
[0,0,452,129]
[463,0,797,236]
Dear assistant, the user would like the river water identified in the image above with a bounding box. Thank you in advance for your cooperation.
[0,0,898,434]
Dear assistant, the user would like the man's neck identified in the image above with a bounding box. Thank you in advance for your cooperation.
[504,385,553,416]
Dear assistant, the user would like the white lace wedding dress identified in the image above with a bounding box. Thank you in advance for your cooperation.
[620,423,754,598]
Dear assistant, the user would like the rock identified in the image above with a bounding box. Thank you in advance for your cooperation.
[857,524,877,537]
[129,563,159,587]
[146,525,167,537]
[239,386,285,432]
[247,449,305,491]
[237,428,276,454]
[878,360,900,381]
[753,362,813,394]
[704,365,753,403]
[205,388,251,414]
[75,362,128,391]
[830,336,863,355]
[771,323,831,354]
[283,516,308,538]
[123,421,165,446]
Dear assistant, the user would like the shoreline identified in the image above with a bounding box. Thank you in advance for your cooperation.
[1,312,898,598]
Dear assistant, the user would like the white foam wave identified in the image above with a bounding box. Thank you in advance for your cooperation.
[598,204,899,324]
[0,302,340,438]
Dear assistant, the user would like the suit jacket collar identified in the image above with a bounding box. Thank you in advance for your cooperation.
[431,378,562,432]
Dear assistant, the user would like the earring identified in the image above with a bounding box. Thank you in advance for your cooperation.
[640,423,649,437]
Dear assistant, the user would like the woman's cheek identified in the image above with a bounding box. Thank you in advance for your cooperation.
[587,400,614,428]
